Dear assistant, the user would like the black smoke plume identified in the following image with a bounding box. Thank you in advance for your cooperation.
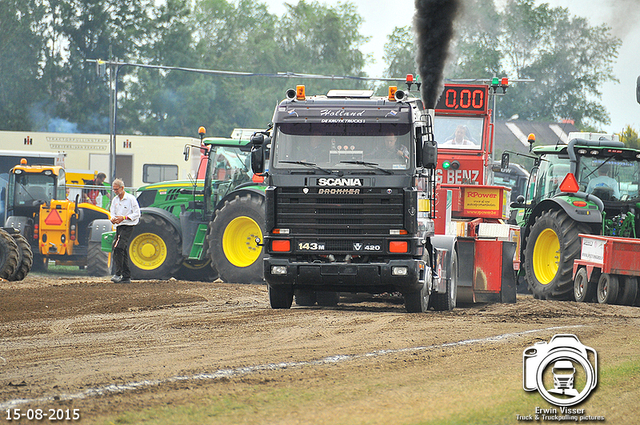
[414,0,461,108]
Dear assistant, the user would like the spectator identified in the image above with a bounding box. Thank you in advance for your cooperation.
[109,178,140,284]
[84,172,109,205]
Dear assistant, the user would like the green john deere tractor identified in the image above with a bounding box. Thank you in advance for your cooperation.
[508,134,640,300]
[103,128,266,283]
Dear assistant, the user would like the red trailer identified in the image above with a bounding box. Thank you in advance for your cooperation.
[572,234,640,305]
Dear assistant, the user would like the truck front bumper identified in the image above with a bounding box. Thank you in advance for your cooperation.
[264,257,427,294]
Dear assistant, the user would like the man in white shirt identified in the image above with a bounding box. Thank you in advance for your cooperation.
[441,125,476,147]
[109,178,141,283]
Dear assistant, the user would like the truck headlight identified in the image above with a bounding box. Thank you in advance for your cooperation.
[392,266,408,276]
[271,265,288,275]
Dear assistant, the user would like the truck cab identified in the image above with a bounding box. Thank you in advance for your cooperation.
[252,85,450,312]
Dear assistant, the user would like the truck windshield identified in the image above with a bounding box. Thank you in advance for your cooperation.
[434,116,483,150]
[272,123,412,171]
[578,156,640,201]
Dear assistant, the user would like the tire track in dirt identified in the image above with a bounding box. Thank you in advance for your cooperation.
[0,324,585,410]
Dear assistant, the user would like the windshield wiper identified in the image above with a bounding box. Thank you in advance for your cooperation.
[339,160,393,175]
[582,156,615,180]
[279,160,334,175]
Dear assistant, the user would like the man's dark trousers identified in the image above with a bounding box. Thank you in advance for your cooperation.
[114,225,134,278]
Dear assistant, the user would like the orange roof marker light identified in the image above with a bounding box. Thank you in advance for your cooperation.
[559,173,580,193]
[296,85,306,101]
[388,86,398,101]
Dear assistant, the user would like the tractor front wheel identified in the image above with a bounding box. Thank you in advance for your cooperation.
[128,215,182,280]
[524,209,589,300]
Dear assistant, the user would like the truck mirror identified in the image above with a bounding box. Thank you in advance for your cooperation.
[183,145,190,161]
[501,152,509,170]
[251,146,264,174]
[422,141,437,169]
[251,133,265,146]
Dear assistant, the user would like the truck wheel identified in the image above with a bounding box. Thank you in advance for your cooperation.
[432,250,458,311]
[404,284,430,313]
[405,266,433,313]
[269,285,293,309]
[573,267,595,303]
[295,290,317,306]
[618,276,638,306]
[316,291,339,307]
[87,241,109,276]
[129,215,182,280]
[9,233,33,281]
[597,273,619,304]
[524,209,589,300]
[208,193,265,284]
[0,229,20,280]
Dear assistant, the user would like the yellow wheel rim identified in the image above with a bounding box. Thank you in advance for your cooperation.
[130,232,167,270]
[222,216,262,268]
[533,228,560,285]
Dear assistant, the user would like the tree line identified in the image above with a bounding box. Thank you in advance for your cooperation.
[0,0,623,139]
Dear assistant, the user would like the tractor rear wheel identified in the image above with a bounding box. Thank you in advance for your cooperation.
[524,209,589,300]
[87,241,109,276]
[129,215,182,280]
[9,233,33,281]
[208,193,265,284]
[0,229,19,280]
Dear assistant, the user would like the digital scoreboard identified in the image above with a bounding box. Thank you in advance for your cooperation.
[435,84,488,114]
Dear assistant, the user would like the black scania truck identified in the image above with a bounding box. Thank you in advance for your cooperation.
[250,85,457,313]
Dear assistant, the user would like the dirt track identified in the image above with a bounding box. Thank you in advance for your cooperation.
[1,274,639,424]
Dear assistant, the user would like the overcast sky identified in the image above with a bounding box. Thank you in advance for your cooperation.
[261,0,640,133]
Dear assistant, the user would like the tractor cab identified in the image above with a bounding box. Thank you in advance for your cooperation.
[6,160,66,219]
[517,137,640,237]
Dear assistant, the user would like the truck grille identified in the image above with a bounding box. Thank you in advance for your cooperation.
[275,188,404,236]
